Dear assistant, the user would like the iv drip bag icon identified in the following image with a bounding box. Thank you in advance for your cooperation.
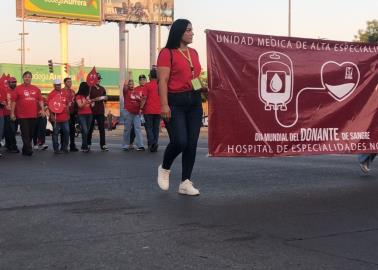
[258,52,294,111]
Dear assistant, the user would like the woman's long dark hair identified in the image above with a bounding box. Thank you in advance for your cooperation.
[165,19,191,49]
[76,81,89,96]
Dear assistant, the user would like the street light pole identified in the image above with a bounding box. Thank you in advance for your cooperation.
[158,0,161,52]
[19,0,29,77]
[288,0,291,37]
[126,29,129,80]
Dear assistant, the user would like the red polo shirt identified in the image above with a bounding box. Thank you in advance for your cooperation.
[124,87,144,114]
[64,88,76,114]
[76,95,92,115]
[157,47,201,93]
[142,80,160,115]
[48,89,69,122]
[12,84,43,119]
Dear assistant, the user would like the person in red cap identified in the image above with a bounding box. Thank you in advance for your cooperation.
[48,79,70,154]
[3,77,19,153]
[10,71,45,156]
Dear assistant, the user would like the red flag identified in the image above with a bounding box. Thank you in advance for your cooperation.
[86,67,98,87]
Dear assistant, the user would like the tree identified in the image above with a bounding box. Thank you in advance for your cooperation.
[355,20,378,43]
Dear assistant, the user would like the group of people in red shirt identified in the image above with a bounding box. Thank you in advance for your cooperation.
[0,67,162,157]
[2,18,205,197]
[0,71,109,157]
[122,67,161,152]
[0,75,19,157]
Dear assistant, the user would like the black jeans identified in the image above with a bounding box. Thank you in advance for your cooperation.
[144,114,161,147]
[32,116,47,146]
[4,116,18,150]
[88,114,106,147]
[19,118,37,155]
[69,113,77,148]
[162,91,203,181]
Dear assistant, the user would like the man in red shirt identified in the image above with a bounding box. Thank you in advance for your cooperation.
[48,79,70,154]
[63,77,79,152]
[3,77,19,153]
[141,67,161,152]
[10,71,45,156]
[122,79,145,151]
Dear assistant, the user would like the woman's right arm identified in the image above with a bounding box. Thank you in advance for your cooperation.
[158,66,171,120]
[76,96,86,108]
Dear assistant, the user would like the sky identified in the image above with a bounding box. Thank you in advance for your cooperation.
[0,0,377,69]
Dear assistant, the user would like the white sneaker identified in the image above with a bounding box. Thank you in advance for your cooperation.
[40,144,48,150]
[178,179,200,196]
[157,165,170,190]
[360,162,370,173]
[33,145,39,150]
[101,145,109,151]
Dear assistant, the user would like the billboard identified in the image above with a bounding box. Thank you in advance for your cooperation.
[207,30,378,157]
[104,0,173,25]
[16,0,102,22]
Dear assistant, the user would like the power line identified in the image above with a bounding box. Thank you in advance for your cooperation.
[0,39,20,45]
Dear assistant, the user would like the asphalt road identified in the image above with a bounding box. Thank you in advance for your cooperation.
[0,128,378,270]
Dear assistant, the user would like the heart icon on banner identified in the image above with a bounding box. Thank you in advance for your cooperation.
[321,61,360,101]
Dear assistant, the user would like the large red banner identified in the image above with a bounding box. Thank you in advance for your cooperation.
[207,30,378,157]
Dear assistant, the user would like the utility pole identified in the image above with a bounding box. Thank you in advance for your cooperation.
[119,21,126,118]
[150,24,157,67]
[158,0,162,52]
[19,0,29,77]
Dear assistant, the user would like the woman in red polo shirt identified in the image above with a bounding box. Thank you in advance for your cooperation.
[75,82,93,152]
[156,19,203,196]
